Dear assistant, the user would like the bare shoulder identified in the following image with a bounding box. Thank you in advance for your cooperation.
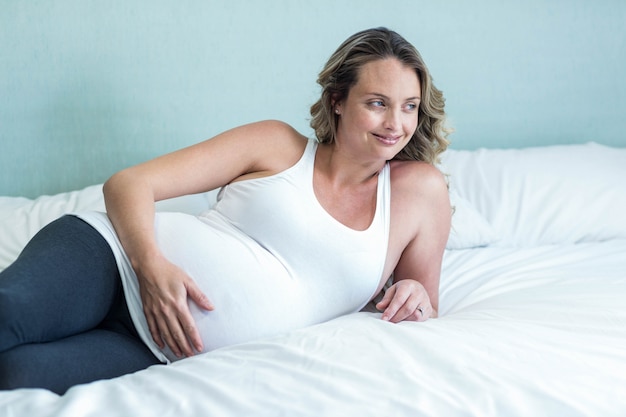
[389,160,449,202]
[217,120,309,179]
[388,160,451,237]
[241,120,308,162]
[244,119,304,141]
[389,161,450,242]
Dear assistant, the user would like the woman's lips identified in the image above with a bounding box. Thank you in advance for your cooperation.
[373,133,402,145]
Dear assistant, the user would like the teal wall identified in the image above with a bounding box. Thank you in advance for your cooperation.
[2,0,625,197]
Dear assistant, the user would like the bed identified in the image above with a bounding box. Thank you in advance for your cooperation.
[1,141,625,416]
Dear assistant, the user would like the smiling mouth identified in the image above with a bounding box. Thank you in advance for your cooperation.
[373,133,402,145]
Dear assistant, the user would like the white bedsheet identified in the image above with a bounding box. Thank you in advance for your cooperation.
[3,239,625,417]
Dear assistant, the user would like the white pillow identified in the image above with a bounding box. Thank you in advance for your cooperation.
[0,185,106,271]
[0,185,218,272]
[441,143,626,246]
[446,189,498,250]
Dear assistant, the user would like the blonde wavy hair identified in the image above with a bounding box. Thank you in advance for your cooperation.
[310,27,450,164]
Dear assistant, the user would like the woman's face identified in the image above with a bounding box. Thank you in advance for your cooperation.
[335,58,421,161]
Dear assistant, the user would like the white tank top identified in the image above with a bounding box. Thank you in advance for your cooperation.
[77,138,390,362]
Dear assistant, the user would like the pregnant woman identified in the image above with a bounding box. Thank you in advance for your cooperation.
[0,27,451,394]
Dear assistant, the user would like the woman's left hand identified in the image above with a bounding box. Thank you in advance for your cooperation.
[376,279,433,322]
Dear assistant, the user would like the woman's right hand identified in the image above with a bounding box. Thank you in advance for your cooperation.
[134,255,214,358]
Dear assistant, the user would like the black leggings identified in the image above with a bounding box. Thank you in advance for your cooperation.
[0,216,161,394]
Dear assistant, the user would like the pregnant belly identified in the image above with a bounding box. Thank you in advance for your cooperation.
[154,212,308,359]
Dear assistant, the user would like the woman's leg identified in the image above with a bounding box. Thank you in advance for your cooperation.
[0,250,161,394]
[0,215,120,351]
[0,215,161,393]
[0,328,161,395]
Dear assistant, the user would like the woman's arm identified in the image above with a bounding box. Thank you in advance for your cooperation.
[103,120,305,357]
[376,162,451,322]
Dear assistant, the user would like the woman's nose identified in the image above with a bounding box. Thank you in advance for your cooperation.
[383,109,401,131]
